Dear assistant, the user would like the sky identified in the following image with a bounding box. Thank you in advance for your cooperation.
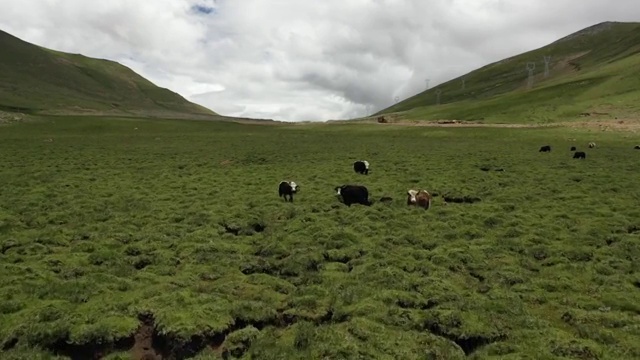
[0,1,638,122]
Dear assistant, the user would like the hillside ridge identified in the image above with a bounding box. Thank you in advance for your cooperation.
[0,29,220,120]
[372,21,640,124]
[551,21,619,44]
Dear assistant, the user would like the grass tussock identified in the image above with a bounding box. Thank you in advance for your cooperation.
[1,115,640,359]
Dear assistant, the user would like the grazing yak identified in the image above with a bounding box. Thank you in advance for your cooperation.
[570,146,576,151]
[539,145,551,152]
[407,189,432,210]
[573,151,586,159]
[335,184,372,206]
[278,181,299,202]
[634,145,640,150]
[588,142,596,148]
[353,160,370,175]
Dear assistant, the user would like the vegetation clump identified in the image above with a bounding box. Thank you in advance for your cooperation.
[1,116,639,359]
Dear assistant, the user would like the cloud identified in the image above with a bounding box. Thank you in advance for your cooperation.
[1,0,638,122]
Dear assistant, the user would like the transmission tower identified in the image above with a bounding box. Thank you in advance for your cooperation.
[461,78,466,90]
[394,96,400,104]
[543,56,551,78]
[526,62,536,89]
[435,89,442,105]
[425,79,430,90]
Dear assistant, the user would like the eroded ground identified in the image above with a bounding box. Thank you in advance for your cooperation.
[1,116,639,359]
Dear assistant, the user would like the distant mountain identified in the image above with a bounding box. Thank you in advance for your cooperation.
[374,21,640,123]
[0,29,218,119]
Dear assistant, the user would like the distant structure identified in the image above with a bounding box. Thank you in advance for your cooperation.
[526,62,536,89]
[543,56,552,78]
[365,105,372,116]
[425,79,430,90]
[461,78,466,90]
[394,96,400,104]
[435,89,442,105]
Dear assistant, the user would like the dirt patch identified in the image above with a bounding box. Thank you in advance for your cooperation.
[559,118,640,132]
[131,313,160,360]
[352,118,541,128]
[551,51,591,74]
[133,257,153,270]
[396,298,438,310]
[0,111,27,125]
[231,119,288,126]
[350,117,640,132]
[627,225,640,234]
[38,306,347,360]
[47,333,134,360]
[423,318,507,356]
[221,220,266,236]
[480,166,505,172]
[443,195,481,204]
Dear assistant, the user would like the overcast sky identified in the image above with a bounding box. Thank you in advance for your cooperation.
[0,1,638,122]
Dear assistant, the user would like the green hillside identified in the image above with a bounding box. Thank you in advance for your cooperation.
[0,29,219,119]
[374,21,640,124]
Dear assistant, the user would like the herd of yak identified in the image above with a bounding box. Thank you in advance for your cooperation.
[539,141,599,159]
[278,160,433,209]
[278,142,640,209]
[541,141,640,157]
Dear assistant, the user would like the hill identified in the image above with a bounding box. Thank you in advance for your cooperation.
[372,21,640,124]
[0,29,220,119]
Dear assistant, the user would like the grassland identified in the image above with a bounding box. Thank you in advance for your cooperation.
[373,22,640,124]
[1,115,640,359]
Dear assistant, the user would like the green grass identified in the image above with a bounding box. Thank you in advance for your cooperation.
[1,115,640,359]
[375,21,640,123]
[0,30,218,119]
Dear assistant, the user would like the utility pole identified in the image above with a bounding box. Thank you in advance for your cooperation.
[526,62,536,89]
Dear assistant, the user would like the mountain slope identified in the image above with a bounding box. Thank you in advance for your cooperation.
[374,21,640,123]
[0,29,218,119]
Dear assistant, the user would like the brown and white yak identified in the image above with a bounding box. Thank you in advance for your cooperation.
[407,189,432,210]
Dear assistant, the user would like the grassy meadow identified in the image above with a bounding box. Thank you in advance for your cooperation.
[1,116,640,359]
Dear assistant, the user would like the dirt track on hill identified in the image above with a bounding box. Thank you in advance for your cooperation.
[321,118,640,132]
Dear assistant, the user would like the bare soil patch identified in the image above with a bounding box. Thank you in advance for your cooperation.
[557,118,640,132]
[0,111,27,124]
[131,315,160,360]
[341,117,640,132]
